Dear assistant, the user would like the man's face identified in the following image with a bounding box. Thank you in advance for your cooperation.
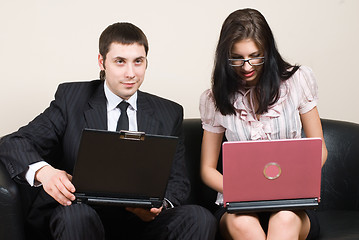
[98,42,147,99]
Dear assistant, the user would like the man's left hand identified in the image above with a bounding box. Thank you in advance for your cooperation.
[125,206,163,222]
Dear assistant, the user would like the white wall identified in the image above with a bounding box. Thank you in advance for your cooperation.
[1,0,358,136]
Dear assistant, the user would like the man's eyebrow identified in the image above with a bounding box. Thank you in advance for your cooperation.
[113,56,126,60]
[113,56,146,60]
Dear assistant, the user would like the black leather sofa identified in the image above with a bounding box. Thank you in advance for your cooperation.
[183,118,359,240]
[1,118,359,239]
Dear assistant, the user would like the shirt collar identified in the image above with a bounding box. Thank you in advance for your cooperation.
[104,81,138,111]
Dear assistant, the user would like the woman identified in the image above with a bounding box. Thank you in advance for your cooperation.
[200,8,328,240]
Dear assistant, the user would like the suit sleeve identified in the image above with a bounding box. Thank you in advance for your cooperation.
[164,105,191,206]
[0,84,68,180]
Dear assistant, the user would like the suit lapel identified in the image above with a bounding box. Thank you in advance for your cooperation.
[83,88,161,132]
[137,91,161,133]
[84,82,107,130]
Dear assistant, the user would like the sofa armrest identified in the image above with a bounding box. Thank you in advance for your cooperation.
[317,210,359,239]
[0,161,25,240]
[319,119,359,211]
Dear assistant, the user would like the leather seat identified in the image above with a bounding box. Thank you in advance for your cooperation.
[1,118,359,239]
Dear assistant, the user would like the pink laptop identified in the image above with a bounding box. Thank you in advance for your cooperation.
[222,138,322,213]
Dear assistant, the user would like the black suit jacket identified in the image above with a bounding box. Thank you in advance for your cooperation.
[0,80,190,208]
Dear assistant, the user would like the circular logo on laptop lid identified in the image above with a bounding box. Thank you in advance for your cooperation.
[263,162,281,180]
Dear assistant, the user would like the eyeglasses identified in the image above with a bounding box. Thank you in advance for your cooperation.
[228,57,265,67]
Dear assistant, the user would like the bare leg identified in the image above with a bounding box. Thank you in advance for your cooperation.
[267,210,310,240]
[219,212,266,240]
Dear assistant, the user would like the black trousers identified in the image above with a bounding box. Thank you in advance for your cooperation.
[48,203,217,240]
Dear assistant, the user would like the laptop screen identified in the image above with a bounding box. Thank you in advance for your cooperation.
[72,129,178,202]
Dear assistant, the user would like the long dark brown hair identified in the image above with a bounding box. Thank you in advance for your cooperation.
[212,8,299,115]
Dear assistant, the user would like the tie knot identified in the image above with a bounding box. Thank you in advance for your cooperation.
[117,101,129,112]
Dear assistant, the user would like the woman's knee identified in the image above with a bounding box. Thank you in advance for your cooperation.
[224,213,262,237]
[270,210,302,228]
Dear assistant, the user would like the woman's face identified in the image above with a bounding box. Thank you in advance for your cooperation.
[230,39,264,87]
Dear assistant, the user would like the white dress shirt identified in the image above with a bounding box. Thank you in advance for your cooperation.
[104,82,138,132]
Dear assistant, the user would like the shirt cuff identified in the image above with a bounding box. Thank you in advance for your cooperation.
[25,161,49,187]
[163,198,174,209]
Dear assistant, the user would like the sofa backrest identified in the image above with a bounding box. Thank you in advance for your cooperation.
[182,119,218,212]
[183,118,359,212]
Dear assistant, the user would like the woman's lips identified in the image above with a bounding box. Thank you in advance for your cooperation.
[243,71,255,78]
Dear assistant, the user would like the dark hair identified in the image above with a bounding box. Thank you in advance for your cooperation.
[99,22,149,80]
[212,8,299,115]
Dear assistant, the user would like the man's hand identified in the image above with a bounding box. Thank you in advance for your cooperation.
[126,206,163,222]
[35,165,76,206]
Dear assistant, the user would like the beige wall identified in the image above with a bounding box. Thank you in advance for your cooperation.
[1,0,358,136]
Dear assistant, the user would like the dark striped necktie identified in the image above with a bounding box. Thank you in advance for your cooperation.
[116,101,130,131]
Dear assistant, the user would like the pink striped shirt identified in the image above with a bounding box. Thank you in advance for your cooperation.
[199,66,319,204]
[200,66,318,141]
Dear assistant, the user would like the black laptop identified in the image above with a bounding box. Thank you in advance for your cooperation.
[72,129,178,208]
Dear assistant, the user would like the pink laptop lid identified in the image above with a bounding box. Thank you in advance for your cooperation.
[222,138,322,206]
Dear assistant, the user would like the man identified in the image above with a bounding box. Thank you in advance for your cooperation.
[0,22,216,239]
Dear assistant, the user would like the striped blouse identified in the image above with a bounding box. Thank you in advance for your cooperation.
[199,66,319,204]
